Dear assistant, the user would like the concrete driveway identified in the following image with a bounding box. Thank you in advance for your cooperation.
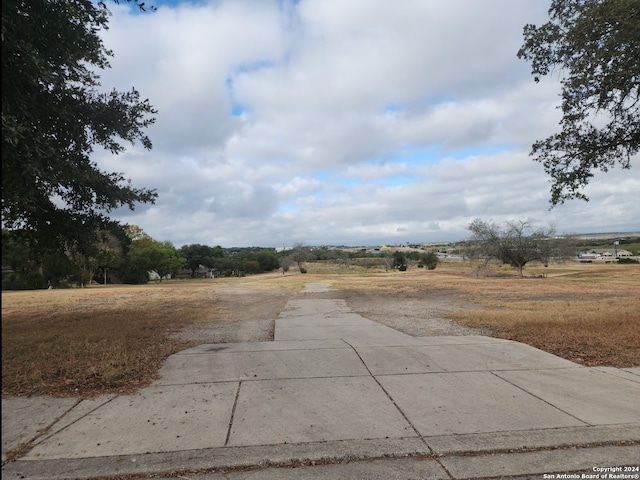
[3,283,639,479]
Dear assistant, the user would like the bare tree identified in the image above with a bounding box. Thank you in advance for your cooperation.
[327,249,351,268]
[468,219,556,278]
[280,257,292,275]
[288,243,311,273]
[381,255,394,271]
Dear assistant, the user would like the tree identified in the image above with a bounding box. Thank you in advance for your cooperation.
[179,244,223,277]
[2,229,35,276]
[242,260,261,275]
[419,251,439,270]
[2,0,158,255]
[3,225,119,287]
[60,229,125,285]
[392,251,407,269]
[1,228,44,289]
[258,250,280,272]
[118,226,155,283]
[381,255,394,271]
[326,248,351,268]
[468,219,556,277]
[288,243,311,273]
[280,257,292,275]
[241,249,280,273]
[93,230,127,284]
[517,0,639,205]
[41,249,77,286]
[145,241,185,281]
[119,237,183,284]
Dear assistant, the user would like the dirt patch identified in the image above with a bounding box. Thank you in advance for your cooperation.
[340,288,488,337]
[170,284,291,344]
[171,281,488,343]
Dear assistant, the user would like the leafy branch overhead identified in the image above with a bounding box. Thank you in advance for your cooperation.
[1,0,158,254]
[518,0,639,205]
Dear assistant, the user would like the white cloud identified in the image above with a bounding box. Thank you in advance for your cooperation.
[91,0,639,248]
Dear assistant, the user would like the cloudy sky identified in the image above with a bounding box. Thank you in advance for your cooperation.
[95,0,639,248]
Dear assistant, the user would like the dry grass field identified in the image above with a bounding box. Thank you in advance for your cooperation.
[2,261,639,398]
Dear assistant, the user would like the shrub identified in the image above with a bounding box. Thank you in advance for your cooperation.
[618,258,639,264]
[1,272,44,290]
[420,251,439,270]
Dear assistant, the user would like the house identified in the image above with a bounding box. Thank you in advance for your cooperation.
[159,265,216,280]
[148,271,171,281]
[579,248,634,259]
[186,265,216,278]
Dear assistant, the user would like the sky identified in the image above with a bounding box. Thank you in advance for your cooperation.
[94,0,639,248]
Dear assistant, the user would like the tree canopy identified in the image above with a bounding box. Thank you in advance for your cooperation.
[518,0,639,205]
[2,0,158,255]
[178,244,224,277]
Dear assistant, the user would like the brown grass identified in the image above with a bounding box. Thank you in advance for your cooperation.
[1,279,290,398]
[301,261,640,368]
[2,261,639,398]
[449,299,639,366]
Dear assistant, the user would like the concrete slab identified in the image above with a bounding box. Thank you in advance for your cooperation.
[440,444,640,479]
[427,424,640,455]
[351,345,446,375]
[409,343,579,372]
[274,323,413,342]
[343,334,511,348]
[300,282,335,293]
[176,339,350,355]
[1,438,434,480]
[594,366,640,383]
[496,368,640,425]
[8,441,638,480]
[23,383,237,459]
[428,341,581,371]
[278,299,351,318]
[392,335,510,345]
[274,298,417,343]
[354,342,579,375]
[154,347,370,384]
[378,371,586,436]
[35,395,117,441]
[192,457,449,479]
[1,397,77,461]
[277,313,374,327]
[227,377,417,446]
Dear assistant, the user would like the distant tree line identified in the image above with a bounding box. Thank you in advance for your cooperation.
[7,220,629,289]
[1,226,286,289]
[2,230,449,289]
